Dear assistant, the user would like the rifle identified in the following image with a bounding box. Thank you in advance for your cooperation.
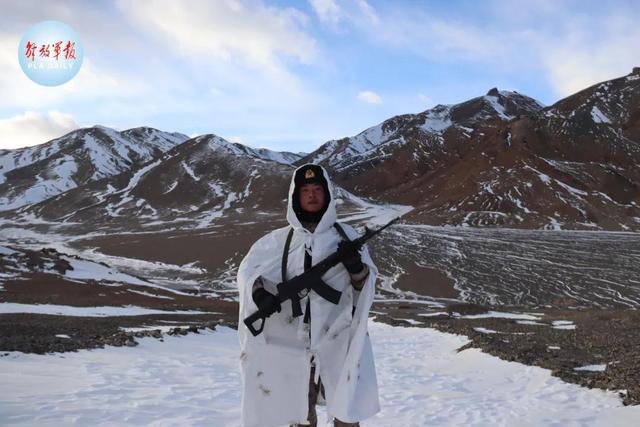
[243,216,399,336]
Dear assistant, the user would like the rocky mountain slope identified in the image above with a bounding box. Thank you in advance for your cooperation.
[11,134,296,231]
[0,126,189,211]
[300,68,640,230]
[2,69,639,231]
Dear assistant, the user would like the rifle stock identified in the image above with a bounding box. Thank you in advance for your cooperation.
[244,310,267,336]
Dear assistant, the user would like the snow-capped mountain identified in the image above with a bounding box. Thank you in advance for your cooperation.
[546,67,640,131]
[0,126,189,211]
[189,136,306,165]
[297,69,640,231]
[411,68,640,230]
[253,148,305,165]
[297,89,543,173]
[0,124,306,218]
[3,69,640,232]
[15,134,297,230]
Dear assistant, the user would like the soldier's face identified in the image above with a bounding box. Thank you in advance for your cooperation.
[299,183,325,212]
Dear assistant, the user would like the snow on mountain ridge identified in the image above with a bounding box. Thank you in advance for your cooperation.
[254,148,305,165]
[544,68,640,128]
[483,95,510,120]
[0,155,79,211]
[197,134,304,165]
[420,105,453,133]
[299,89,544,171]
[0,126,190,212]
[0,138,64,185]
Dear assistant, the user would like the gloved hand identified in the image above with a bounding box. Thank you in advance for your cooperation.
[337,240,364,274]
[252,287,281,315]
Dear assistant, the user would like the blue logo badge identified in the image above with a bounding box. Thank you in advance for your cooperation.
[18,20,84,86]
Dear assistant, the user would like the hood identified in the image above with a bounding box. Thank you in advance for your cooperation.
[286,163,337,233]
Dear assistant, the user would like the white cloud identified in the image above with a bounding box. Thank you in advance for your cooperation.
[328,3,510,63]
[109,0,324,121]
[0,110,79,149]
[309,0,343,26]
[328,2,640,101]
[536,14,640,97]
[357,90,382,104]
[309,0,378,29]
[354,0,379,25]
[117,0,317,75]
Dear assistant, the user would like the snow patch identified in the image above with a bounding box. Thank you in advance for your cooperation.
[591,107,611,124]
[0,245,18,255]
[574,364,607,372]
[552,320,576,330]
[473,327,498,334]
[61,256,151,285]
[420,107,452,133]
[181,161,200,181]
[484,95,511,120]
[456,311,543,321]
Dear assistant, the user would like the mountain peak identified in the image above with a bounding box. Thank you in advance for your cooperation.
[298,86,544,172]
[194,134,302,165]
[90,124,112,131]
[0,124,190,212]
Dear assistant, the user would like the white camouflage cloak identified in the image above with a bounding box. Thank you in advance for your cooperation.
[237,164,380,427]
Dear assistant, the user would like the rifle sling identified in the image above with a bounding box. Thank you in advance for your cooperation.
[310,277,342,304]
[333,222,349,240]
[303,251,312,323]
[281,228,303,317]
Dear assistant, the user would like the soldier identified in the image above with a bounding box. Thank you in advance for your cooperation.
[237,164,380,427]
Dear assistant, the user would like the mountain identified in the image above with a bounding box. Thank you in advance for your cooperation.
[12,134,297,230]
[0,126,189,211]
[297,89,543,173]
[403,68,640,230]
[300,69,640,231]
[253,148,305,165]
[0,125,306,220]
[3,69,639,232]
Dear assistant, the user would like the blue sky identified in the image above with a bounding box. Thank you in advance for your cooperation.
[1,0,639,152]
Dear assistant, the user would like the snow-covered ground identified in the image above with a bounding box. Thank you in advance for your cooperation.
[0,303,218,317]
[1,321,638,426]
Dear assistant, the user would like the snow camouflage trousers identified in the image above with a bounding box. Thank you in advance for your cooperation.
[290,366,360,427]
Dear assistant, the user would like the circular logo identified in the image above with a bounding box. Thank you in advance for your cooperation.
[18,20,84,87]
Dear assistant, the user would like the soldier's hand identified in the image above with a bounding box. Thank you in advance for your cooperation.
[252,287,281,315]
[337,240,364,274]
